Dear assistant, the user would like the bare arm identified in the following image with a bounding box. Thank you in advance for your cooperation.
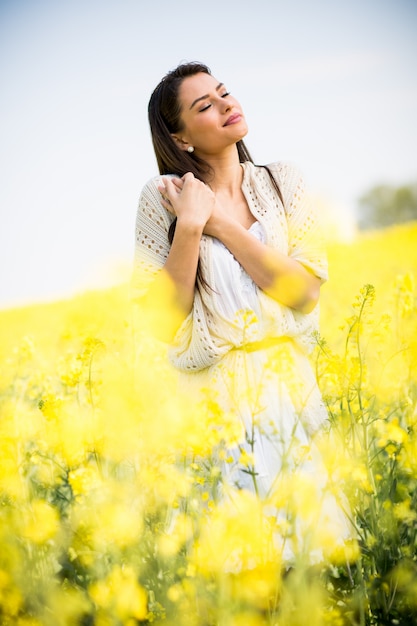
[139,221,202,342]
[204,211,321,313]
[138,174,214,341]
[160,173,215,309]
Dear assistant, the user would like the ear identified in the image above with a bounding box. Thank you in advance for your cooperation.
[171,134,192,152]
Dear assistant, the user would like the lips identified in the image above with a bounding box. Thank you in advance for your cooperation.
[224,113,243,126]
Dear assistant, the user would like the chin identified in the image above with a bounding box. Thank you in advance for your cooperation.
[238,126,249,141]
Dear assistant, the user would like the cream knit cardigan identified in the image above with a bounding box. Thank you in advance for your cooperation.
[133,161,328,372]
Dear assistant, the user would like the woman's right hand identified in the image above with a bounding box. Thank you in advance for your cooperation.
[158,173,215,234]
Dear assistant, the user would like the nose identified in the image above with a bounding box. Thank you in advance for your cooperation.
[220,97,232,112]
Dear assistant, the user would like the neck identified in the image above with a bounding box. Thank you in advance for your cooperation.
[202,145,243,195]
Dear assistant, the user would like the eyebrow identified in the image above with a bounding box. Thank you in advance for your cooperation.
[189,82,224,109]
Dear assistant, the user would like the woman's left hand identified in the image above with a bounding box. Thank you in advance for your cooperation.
[158,174,215,233]
[158,177,183,214]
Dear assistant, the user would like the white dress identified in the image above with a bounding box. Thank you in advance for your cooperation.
[133,161,352,557]
[178,221,328,499]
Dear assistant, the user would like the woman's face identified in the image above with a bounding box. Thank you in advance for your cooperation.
[174,72,248,156]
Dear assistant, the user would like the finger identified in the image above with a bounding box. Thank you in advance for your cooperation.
[158,175,169,189]
[171,177,184,190]
[157,179,172,203]
[160,175,179,192]
[162,177,177,198]
[160,196,175,214]
[157,182,169,205]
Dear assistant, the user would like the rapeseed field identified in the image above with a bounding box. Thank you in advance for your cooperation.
[0,222,416,625]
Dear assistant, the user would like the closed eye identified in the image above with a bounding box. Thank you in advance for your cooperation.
[199,91,231,112]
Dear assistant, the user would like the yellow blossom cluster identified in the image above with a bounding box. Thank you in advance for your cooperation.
[0,222,416,624]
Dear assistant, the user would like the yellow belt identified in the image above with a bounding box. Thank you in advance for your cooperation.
[233,336,290,353]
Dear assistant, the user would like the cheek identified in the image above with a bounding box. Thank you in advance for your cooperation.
[189,115,216,137]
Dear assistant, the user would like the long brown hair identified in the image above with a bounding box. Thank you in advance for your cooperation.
[147,61,283,246]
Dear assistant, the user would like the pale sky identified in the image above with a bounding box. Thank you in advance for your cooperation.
[1,0,416,308]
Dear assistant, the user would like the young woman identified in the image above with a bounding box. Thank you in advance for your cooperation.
[133,62,330,502]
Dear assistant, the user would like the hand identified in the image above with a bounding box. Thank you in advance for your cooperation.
[158,173,215,232]
[203,197,235,238]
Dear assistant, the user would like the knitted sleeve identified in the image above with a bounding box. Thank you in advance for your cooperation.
[270,162,328,282]
[131,177,175,300]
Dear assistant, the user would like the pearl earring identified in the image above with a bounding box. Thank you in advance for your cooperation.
[187,146,194,153]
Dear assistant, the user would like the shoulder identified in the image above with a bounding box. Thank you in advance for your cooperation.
[137,174,180,217]
[264,161,304,186]
[263,162,306,209]
[244,160,304,190]
[136,174,178,234]
[139,173,179,205]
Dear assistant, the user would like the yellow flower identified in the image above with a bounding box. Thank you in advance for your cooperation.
[393,500,417,524]
[158,513,194,558]
[229,562,281,610]
[326,539,360,564]
[191,489,279,575]
[375,416,407,448]
[22,499,59,544]
[228,613,267,626]
[238,449,255,469]
[72,480,143,550]
[68,465,102,497]
[13,335,36,361]
[89,566,147,621]
[0,570,23,618]
[167,583,182,603]
[351,465,373,494]
[395,272,415,316]
[43,587,91,626]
